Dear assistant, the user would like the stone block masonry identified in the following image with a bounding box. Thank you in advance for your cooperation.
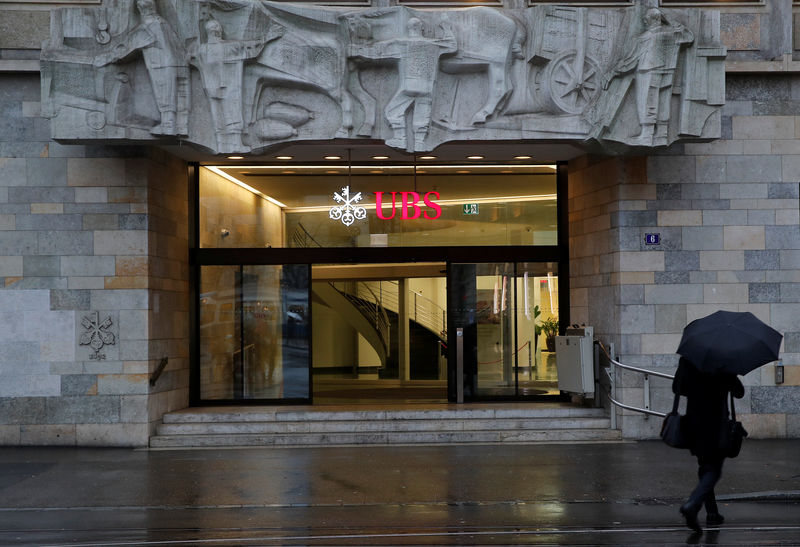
[570,73,800,440]
[0,73,189,447]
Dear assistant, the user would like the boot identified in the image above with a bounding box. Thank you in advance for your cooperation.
[680,502,702,533]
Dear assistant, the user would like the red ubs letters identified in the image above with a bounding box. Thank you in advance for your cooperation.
[374,191,441,220]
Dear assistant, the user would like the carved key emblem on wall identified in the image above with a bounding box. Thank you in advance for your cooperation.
[79,311,116,360]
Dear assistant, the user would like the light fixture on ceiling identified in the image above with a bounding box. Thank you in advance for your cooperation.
[276,155,293,160]
[456,170,470,174]
[204,166,287,208]
[514,155,532,160]
[372,155,389,160]
[282,170,296,174]
[326,170,341,174]
[419,155,436,160]
[467,155,484,160]
[227,155,244,160]
[324,155,341,160]
[370,170,383,174]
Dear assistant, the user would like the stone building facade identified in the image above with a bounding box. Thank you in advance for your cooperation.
[0,0,798,446]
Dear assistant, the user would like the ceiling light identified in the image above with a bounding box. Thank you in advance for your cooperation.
[324,155,341,160]
[326,170,341,174]
[227,155,244,160]
[276,155,293,160]
[467,155,484,160]
[416,170,426,174]
[500,170,514,174]
[419,155,436,160]
[514,155,532,160]
[372,155,389,160]
[282,170,296,174]
[370,170,383,174]
[456,170,470,174]
[204,166,286,208]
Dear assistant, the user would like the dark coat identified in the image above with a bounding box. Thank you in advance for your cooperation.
[672,357,744,460]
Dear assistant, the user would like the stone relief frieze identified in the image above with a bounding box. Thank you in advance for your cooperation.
[41,1,726,153]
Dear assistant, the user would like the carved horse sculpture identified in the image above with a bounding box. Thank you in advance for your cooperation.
[242,2,359,142]
[245,4,521,148]
[342,7,522,138]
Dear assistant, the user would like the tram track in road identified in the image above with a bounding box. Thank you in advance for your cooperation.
[12,523,800,547]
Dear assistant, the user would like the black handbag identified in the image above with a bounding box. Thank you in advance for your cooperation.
[661,392,689,449]
[719,392,748,458]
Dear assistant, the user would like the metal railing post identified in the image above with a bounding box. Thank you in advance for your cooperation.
[609,342,617,430]
[644,373,650,420]
[528,340,532,378]
[456,327,464,404]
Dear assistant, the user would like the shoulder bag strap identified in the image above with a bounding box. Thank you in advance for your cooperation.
[672,392,681,414]
[729,391,736,421]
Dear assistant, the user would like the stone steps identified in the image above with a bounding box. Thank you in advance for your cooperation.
[150,405,622,448]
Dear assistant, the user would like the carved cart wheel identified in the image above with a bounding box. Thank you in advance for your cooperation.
[542,50,600,115]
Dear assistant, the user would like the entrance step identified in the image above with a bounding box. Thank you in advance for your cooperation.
[150,405,622,448]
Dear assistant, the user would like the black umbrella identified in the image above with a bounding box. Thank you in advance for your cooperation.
[677,310,782,375]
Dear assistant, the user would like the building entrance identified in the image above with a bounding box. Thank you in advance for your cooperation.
[312,263,448,404]
[193,159,566,405]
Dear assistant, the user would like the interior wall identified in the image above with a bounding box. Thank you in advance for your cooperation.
[199,167,283,248]
[312,302,357,368]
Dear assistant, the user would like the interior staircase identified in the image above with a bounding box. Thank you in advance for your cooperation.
[149,404,621,448]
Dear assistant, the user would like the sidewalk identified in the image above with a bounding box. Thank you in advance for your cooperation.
[0,439,798,545]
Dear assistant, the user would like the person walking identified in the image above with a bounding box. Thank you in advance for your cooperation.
[672,356,744,532]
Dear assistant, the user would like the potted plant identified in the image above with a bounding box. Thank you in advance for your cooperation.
[540,316,559,352]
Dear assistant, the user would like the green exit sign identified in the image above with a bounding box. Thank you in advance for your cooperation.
[462,203,479,215]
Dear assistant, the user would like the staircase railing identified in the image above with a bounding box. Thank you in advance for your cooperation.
[597,341,674,430]
[291,222,323,249]
[331,281,391,358]
[360,280,447,339]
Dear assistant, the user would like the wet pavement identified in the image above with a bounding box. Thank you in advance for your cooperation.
[0,439,798,546]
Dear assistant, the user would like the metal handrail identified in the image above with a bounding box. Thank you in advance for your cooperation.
[364,280,447,339]
[330,281,391,357]
[597,341,674,425]
[149,357,168,387]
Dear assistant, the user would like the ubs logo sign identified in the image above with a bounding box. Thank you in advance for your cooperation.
[330,187,442,225]
[329,186,367,226]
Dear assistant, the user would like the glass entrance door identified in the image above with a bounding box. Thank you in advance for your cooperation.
[448,262,560,399]
[198,264,310,402]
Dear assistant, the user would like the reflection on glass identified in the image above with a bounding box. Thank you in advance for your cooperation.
[199,264,309,401]
[450,262,559,399]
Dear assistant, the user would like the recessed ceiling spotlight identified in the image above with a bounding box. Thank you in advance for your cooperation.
[326,170,341,174]
[467,155,484,160]
[500,170,514,174]
[276,155,293,160]
[370,170,383,174]
[372,155,389,160]
[514,155,532,160]
[419,155,437,160]
[324,155,341,160]
[282,170,296,174]
[456,170,470,174]
[227,155,244,160]
[416,170,427,174]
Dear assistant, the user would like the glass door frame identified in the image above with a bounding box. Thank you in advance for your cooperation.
[188,163,570,405]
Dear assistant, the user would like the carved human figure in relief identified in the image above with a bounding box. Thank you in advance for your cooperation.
[350,17,456,150]
[603,8,693,146]
[94,0,190,135]
[188,18,270,153]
